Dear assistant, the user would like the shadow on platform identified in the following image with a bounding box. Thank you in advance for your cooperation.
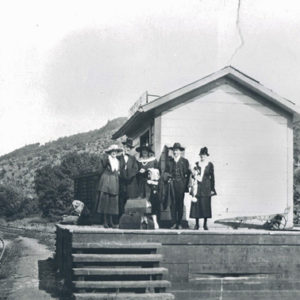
[38,258,72,300]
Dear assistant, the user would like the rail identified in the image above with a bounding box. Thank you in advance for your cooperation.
[0,224,55,235]
[0,237,5,263]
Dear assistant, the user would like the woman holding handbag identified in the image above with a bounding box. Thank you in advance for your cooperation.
[190,147,217,230]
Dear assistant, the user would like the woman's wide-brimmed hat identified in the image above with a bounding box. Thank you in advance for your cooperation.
[105,144,123,154]
[169,142,185,151]
[122,138,134,149]
[135,143,154,153]
[199,147,209,156]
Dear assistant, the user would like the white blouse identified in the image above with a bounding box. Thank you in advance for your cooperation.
[108,155,119,172]
[196,160,210,182]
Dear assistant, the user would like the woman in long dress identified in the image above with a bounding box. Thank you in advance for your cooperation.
[96,144,122,228]
[136,143,160,229]
[190,147,217,230]
[119,138,139,216]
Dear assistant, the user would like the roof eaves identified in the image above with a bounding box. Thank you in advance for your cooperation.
[227,68,298,114]
[142,68,229,113]
[112,109,144,139]
[113,67,300,140]
[143,66,299,115]
[225,65,260,83]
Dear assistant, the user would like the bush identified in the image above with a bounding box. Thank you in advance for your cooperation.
[34,165,71,217]
[34,152,102,217]
[18,197,40,218]
[0,184,41,220]
[0,184,23,217]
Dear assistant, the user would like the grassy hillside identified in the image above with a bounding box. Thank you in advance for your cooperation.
[0,117,126,200]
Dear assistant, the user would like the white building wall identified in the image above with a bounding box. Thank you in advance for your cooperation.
[159,84,292,224]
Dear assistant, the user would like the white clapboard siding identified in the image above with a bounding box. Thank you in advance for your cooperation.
[159,83,292,222]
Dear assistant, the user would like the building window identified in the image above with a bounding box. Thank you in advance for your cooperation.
[140,131,149,146]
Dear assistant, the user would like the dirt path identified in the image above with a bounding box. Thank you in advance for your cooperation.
[7,237,57,300]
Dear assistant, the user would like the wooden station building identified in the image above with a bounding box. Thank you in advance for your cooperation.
[113,66,300,227]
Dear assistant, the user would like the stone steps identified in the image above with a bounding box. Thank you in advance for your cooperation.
[73,267,168,276]
[73,253,162,263]
[74,292,175,300]
[71,242,173,299]
[74,280,171,289]
[72,242,162,249]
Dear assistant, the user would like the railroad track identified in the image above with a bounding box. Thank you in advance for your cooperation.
[0,224,55,236]
[0,224,56,263]
[0,237,4,263]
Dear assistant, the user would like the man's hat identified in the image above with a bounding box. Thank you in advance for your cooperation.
[105,144,123,154]
[122,138,134,149]
[199,147,209,156]
[135,142,154,154]
[169,142,185,151]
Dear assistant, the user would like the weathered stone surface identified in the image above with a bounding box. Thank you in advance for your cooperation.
[74,293,175,300]
[73,267,168,276]
[74,280,171,289]
[72,242,161,249]
[72,253,162,262]
[171,289,300,300]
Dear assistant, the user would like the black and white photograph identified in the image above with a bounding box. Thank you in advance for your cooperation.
[1,0,300,299]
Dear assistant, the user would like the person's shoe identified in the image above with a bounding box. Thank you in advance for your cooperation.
[103,223,109,229]
[178,224,183,230]
[194,224,199,230]
[203,225,208,230]
[111,224,118,229]
[141,221,148,230]
[170,224,177,229]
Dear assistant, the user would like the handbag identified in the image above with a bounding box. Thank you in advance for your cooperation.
[190,177,198,202]
[125,197,152,214]
[191,196,198,203]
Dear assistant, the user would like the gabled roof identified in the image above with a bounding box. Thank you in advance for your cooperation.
[113,66,299,139]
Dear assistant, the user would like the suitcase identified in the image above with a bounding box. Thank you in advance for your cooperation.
[119,212,142,229]
[124,197,152,214]
[119,212,154,229]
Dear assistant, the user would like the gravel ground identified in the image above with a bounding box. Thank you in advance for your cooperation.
[0,222,68,300]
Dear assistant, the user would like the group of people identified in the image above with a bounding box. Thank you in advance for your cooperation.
[95,138,217,230]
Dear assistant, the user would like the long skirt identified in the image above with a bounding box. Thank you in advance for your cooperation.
[190,195,212,219]
[150,191,160,216]
[96,191,119,215]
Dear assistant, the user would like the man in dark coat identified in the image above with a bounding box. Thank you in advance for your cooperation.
[118,138,139,216]
[164,142,190,229]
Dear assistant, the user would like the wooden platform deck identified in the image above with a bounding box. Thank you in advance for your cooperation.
[56,225,300,299]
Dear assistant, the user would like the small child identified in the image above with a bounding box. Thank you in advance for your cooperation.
[147,167,160,229]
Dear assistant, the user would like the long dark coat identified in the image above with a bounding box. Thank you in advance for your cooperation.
[190,162,216,219]
[158,146,173,221]
[164,156,190,193]
[119,154,139,199]
[164,156,190,224]
[96,154,120,215]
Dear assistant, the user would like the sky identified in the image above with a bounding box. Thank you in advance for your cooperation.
[0,0,300,156]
